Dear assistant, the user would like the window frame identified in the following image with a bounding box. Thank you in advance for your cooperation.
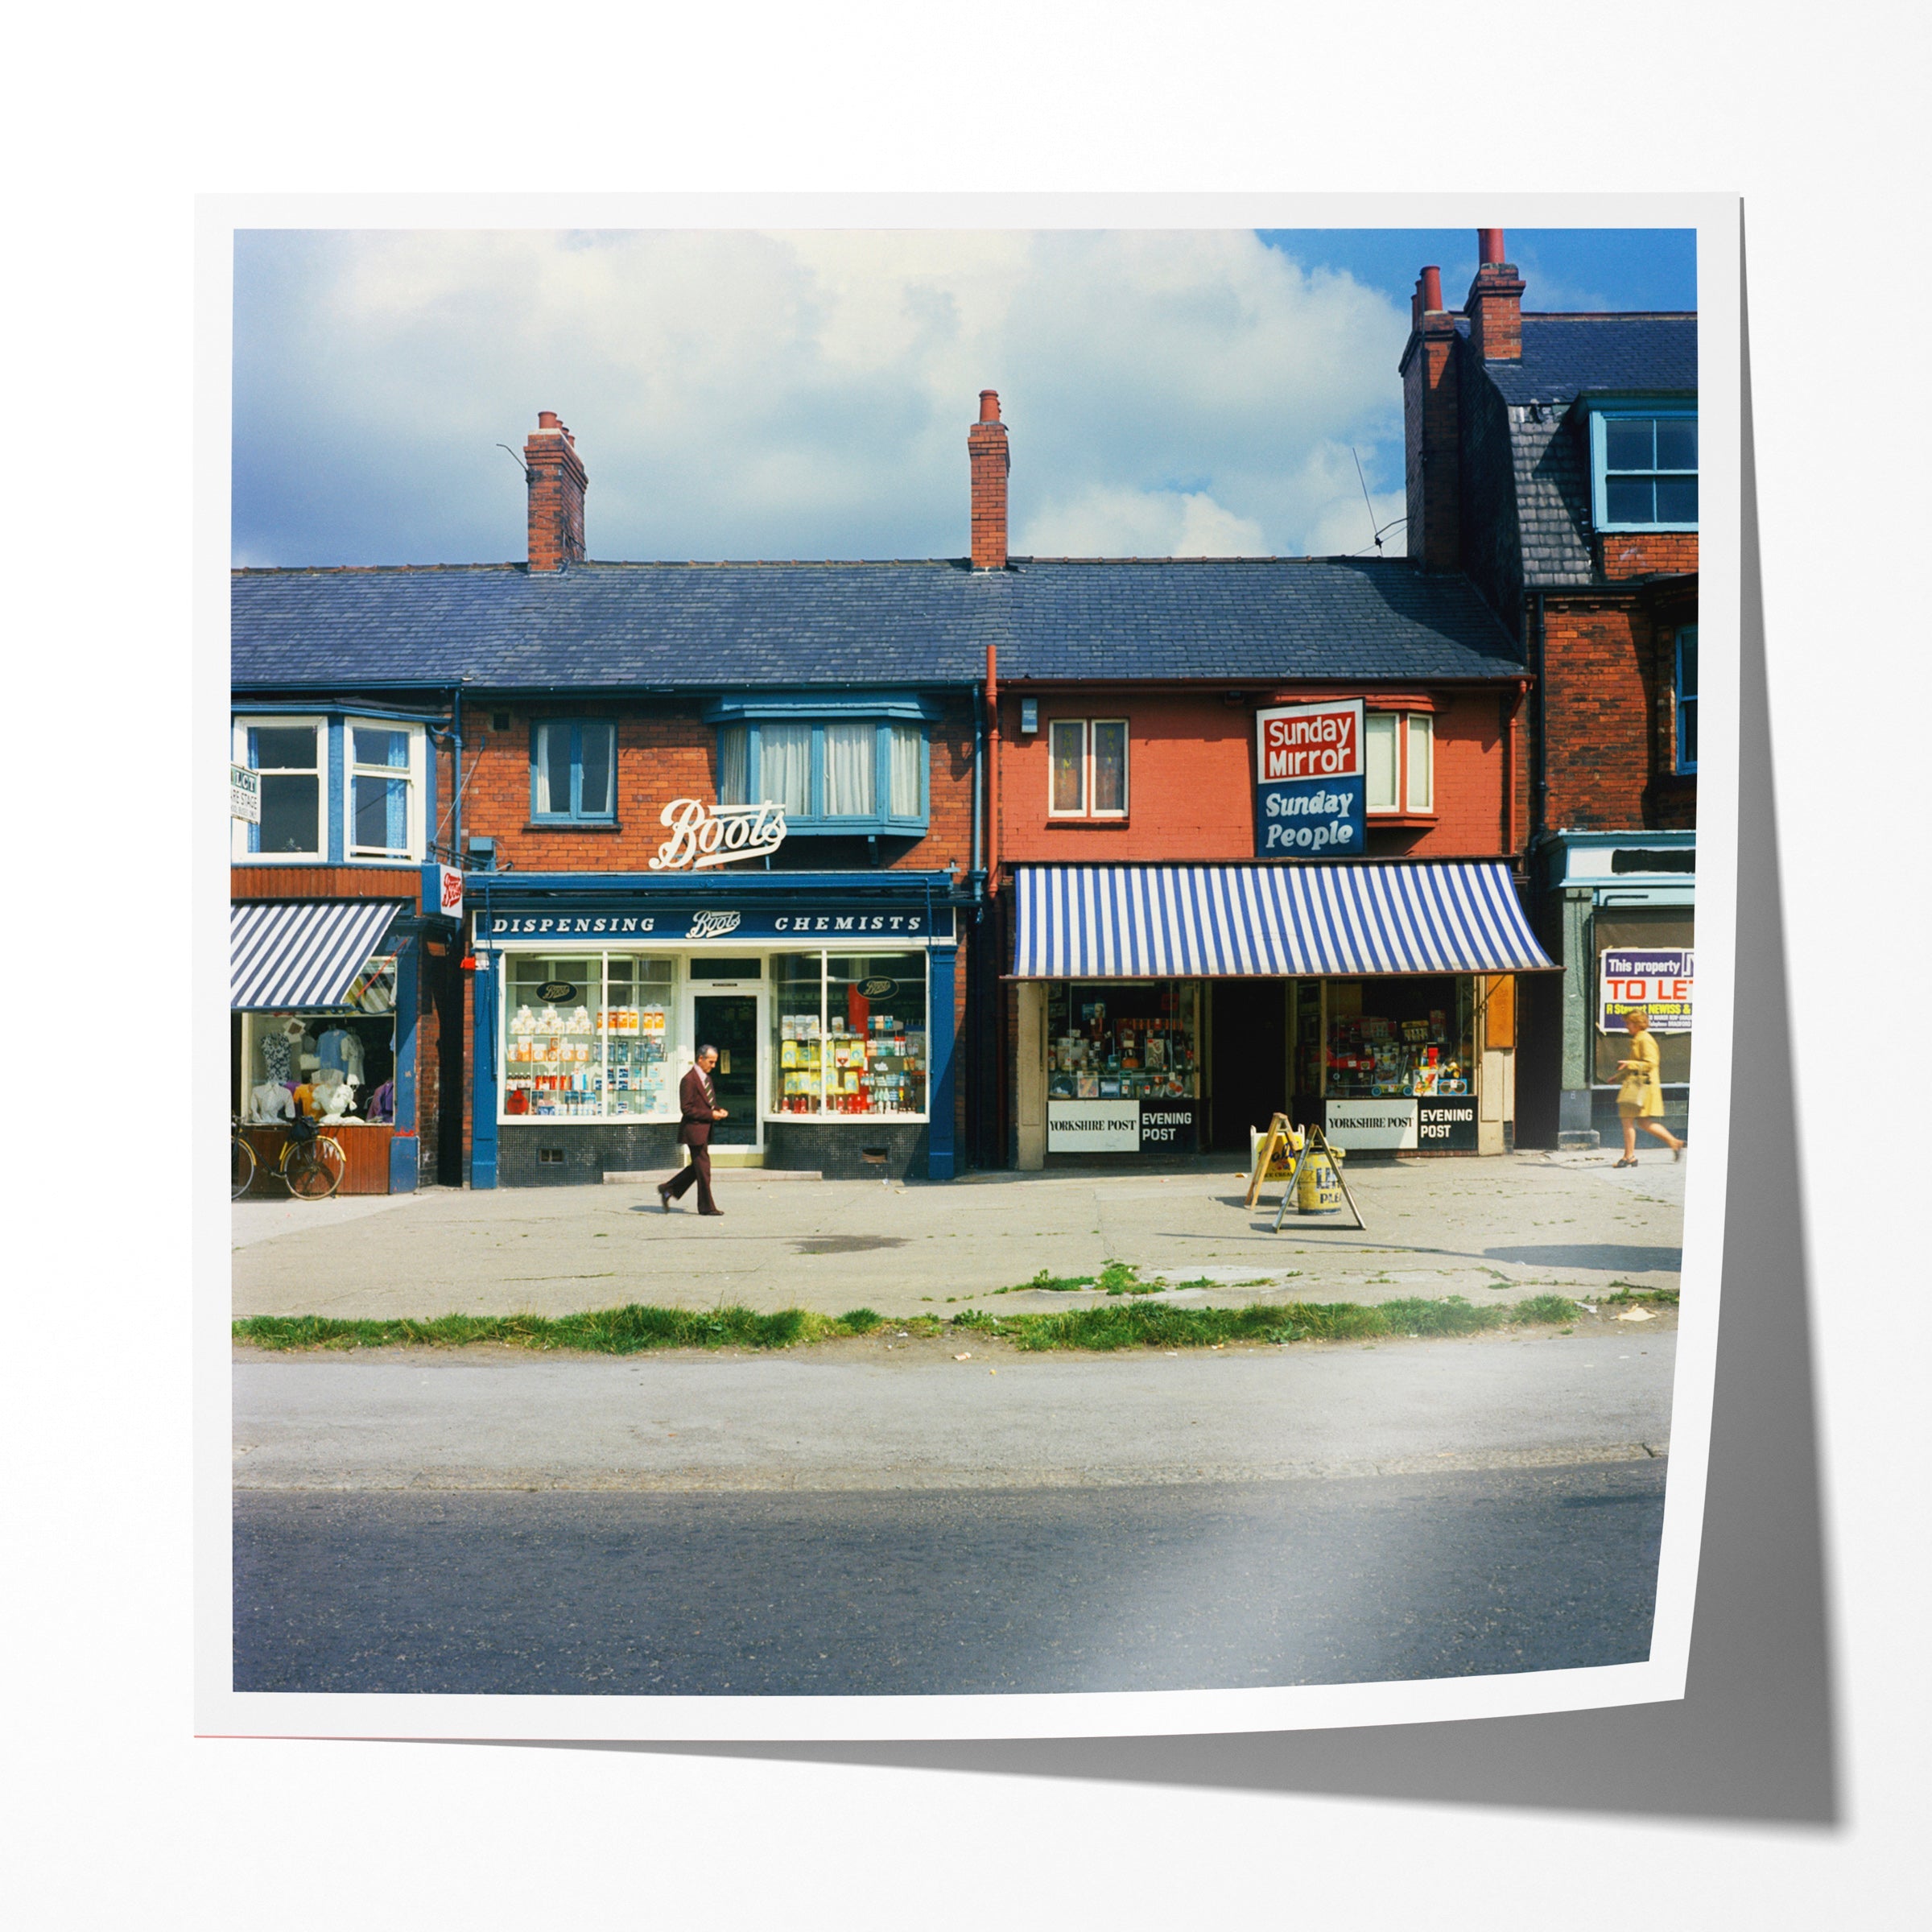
[1674,625,1699,775]
[1045,716,1130,821]
[712,717,931,836]
[232,714,325,862]
[1589,405,1699,535]
[345,717,427,861]
[1362,708,1435,819]
[528,718,618,826]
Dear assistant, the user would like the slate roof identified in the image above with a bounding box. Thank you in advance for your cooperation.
[1508,407,1597,586]
[1484,314,1697,407]
[231,556,1525,693]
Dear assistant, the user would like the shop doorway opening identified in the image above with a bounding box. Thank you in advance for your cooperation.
[1208,978,1288,1151]
[693,994,758,1146]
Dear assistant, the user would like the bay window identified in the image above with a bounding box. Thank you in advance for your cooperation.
[1364,711,1433,816]
[240,718,323,857]
[349,723,423,858]
[709,694,935,835]
[233,713,427,863]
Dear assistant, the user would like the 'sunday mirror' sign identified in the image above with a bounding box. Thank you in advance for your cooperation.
[650,798,787,871]
[229,762,261,824]
[1254,700,1364,858]
[1600,948,1695,1034]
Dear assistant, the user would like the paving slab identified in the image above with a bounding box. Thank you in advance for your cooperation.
[230,1150,1686,1320]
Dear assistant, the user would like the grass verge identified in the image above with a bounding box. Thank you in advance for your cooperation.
[234,1293,1580,1356]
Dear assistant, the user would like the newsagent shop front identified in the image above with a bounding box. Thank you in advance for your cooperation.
[1009,861,1556,1166]
[466,871,966,1187]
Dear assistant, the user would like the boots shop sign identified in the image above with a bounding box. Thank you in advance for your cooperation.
[650,798,787,870]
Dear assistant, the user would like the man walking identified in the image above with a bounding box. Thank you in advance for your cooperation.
[658,1044,728,1216]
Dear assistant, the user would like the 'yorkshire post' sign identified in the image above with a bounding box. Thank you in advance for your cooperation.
[1254,700,1365,859]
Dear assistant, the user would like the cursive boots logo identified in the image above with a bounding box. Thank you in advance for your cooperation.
[650,798,788,870]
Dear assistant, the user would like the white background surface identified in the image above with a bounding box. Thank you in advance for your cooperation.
[11,3,1924,1923]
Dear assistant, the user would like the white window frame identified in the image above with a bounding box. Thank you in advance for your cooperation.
[231,714,324,862]
[1046,717,1129,820]
[345,718,427,862]
[1364,709,1435,818]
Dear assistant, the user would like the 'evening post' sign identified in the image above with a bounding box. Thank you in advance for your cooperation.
[1600,949,1695,1034]
[1254,700,1365,858]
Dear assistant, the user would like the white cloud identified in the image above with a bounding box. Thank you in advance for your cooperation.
[234,227,1414,565]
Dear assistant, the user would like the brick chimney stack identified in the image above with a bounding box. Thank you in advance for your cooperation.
[525,410,588,572]
[1464,227,1526,363]
[1399,266,1462,571]
[968,390,1009,571]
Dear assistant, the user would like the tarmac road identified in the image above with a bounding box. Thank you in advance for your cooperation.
[232,1462,1666,1695]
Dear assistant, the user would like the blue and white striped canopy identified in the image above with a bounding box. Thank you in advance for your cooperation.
[230,900,406,1010]
[1013,862,1554,978]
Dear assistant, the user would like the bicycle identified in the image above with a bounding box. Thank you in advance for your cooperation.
[232,1118,257,1199]
[235,1113,347,1199]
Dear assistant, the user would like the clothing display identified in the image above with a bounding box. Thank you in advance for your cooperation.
[258,1030,294,1084]
[242,1010,394,1123]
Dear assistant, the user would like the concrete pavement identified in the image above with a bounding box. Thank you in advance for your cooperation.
[231,1149,1686,1321]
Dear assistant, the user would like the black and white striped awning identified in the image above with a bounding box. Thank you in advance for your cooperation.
[230,900,406,1010]
[1013,862,1555,978]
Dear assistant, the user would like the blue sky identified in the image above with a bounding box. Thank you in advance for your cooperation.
[233,227,1695,568]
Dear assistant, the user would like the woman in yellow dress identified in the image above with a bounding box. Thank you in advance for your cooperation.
[1614,1009,1685,1167]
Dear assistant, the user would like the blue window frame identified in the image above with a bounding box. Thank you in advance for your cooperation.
[707,693,936,836]
[1590,407,1698,532]
[530,720,617,824]
[1675,626,1699,774]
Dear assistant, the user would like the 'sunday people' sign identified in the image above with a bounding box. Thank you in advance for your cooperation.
[1600,948,1695,1034]
[1253,700,1365,858]
[650,798,787,870]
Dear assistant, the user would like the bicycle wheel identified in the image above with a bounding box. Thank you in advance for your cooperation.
[232,1133,257,1200]
[284,1136,345,1200]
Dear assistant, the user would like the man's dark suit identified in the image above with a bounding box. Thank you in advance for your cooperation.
[662,1063,722,1213]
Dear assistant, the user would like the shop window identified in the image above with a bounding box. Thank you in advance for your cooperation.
[1044,981,1198,1100]
[502,952,676,1120]
[1320,978,1473,1097]
[1593,912,1694,1090]
[714,712,929,834]
[237,974,399,1128]
[1364,712,1433,815]
[770,952,928,1117]
[1046,719,1129,819]
[237,718,323,858]
[348,722,425,860]
[530,720,617,824]
[1675,627,1699,774]
[1591,409,1698,532]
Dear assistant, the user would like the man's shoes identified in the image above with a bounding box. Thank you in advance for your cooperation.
[699,1208,724,1216]
[656,1184,674,1212]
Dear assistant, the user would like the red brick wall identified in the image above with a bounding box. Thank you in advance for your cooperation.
[1541,597,1699,830]
[1402,316,1461,572]
[459,697,976,873]
[229,865,418,898]
[1600,532,1698,580]
[995,688,1517,864]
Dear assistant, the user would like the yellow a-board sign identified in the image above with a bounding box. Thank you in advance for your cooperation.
[1244,1113,1302,1208]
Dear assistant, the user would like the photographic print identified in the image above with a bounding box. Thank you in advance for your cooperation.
[206,198,1736,1741]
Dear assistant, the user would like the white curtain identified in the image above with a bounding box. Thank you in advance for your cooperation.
[888,724,921,817]
[534,721,569,815]
[762,722,811,815]
[719,725,749,806]
[823,721,874,815]
[1364,713,1398,811]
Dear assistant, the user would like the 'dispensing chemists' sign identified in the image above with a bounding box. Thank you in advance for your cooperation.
[1254,700,1365,859]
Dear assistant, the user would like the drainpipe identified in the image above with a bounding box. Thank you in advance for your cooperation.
[1505,677,1527,869]
[1530,592,1548,839]
[985,643,1001,894]
[970,679,985,894]
[451,685,464,864]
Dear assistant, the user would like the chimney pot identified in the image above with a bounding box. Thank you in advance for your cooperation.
[537,410,561,430]
[1479,228,1506,266]
[979,390,1001,423]
[1421,266,1443,312]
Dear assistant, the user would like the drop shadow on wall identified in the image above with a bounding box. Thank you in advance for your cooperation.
[498,213,1841,1827]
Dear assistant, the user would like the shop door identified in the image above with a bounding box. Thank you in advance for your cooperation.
[693,995,758,1146]
[1208,979,1288,1151]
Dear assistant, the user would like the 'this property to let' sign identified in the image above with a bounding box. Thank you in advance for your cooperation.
[1600,948,1695,1034]
[1254,699,1365,859]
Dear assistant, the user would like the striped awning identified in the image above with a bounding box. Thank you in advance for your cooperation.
[1012,862,1555,978]
[230,900,407,1010]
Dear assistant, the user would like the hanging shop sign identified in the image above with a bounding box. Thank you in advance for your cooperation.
[1047,1100,1199,1154]
[650,798,788,871]
[422,862,464,922]
[479,903,952,943]
[1253,700,1365,859]
[1599,948,1695,1034]
[229,762,261,824]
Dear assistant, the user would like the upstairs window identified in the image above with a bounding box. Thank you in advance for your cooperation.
[1047,719,1128,819]
[1676,626,1699,774]
[1364,712,1433,815]
[714,709,930,833]
[530,720,617,824]
[1591,410,1698,531]
[348,723,424,859]
[240,719,323,857]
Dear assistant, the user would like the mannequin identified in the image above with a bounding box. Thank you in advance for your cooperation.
[251,1082,295,1123]
[310,1067,357,1121]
